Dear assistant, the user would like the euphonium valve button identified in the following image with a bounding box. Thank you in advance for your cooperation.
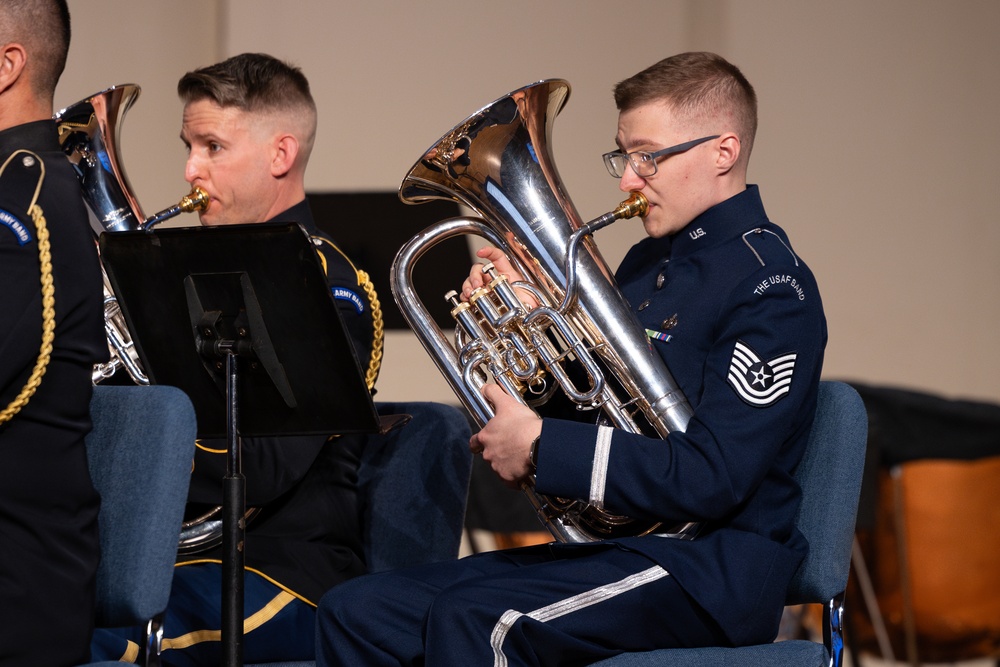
[445,290,470,316]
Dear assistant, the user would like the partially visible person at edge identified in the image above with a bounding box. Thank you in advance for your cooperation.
[90,52,471,665]
[0,1,107,665]
[314,51,827,666]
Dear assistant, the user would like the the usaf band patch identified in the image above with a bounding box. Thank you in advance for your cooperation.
[0,208,32,245]
[727,340,796,407]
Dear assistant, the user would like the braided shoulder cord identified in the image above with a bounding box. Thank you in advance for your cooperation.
[0,201,56,425]
[356,269,383,391]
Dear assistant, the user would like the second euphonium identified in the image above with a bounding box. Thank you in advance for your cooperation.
[391,80,698,543]
[54,84,208,385]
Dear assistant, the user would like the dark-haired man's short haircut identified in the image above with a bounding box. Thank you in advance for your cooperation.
[177,52,316,117]
[613,52,758,163]
[0,0,71,98]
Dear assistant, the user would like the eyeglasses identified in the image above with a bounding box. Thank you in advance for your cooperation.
[602,135,720,179]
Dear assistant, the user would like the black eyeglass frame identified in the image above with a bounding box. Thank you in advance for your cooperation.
[602,135,721,178]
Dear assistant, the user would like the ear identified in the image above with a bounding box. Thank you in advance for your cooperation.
[715,133,741,174]
[270,133,300,178]
[0,43,27,95]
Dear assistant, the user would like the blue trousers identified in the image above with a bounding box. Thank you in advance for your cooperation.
[90,564,315,666]
[316,542,727,667]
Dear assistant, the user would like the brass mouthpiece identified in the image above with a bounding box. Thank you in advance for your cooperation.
[179,186,210,214]
[141,186,211,230]
[613,191,648,220]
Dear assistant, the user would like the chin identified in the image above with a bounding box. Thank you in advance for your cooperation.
[642,219,669,239]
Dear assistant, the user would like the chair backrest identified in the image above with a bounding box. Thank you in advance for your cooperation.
[85,384,196,626]
[358,401,472,572]
[785,381,868,606]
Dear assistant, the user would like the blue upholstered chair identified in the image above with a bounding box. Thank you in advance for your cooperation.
[591,380,868,667]
[80,385,197,667]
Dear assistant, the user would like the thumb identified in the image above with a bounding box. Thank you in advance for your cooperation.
[481,382,518,411]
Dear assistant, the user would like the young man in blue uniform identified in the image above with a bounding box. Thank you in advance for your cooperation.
[90,53,472,665]
[0,2,107,665]
[315,51,827,665]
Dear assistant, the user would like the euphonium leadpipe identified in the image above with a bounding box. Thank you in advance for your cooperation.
[391,80,698,543]
[54,84,208,385]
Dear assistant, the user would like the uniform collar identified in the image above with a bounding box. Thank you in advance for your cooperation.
[668,184,768,260]
[264,199,317,234]
[0,119,61,156]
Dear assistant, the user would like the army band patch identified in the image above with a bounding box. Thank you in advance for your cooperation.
[727,340,796,407]
[332,286,365,314]
[0,208,32,245]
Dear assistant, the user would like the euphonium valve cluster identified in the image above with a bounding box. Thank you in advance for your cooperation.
[391,80,698,543]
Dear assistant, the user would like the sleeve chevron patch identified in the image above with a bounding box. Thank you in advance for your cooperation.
[726,340,796,407]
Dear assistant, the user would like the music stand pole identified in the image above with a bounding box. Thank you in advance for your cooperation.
[222,349,245,667]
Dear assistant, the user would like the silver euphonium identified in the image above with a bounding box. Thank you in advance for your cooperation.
[54,84,208,385]
[391,80,698,543]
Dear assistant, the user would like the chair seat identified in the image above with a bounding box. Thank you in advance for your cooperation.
[591,639,828,666]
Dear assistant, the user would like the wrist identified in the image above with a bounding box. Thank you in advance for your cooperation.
[528,434,541,474]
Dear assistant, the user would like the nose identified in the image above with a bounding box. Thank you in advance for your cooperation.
[618,163,645,194]
[184,153,202,186]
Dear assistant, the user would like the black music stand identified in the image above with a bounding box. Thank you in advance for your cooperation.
[100,222,380,667]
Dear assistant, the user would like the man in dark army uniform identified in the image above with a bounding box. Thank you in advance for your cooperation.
[0,2,107,666]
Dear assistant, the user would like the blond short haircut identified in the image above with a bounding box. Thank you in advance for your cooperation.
[614,52,757,166]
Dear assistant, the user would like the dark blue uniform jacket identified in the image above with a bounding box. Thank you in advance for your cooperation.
[535,185,827,645]
[0,119,106,665]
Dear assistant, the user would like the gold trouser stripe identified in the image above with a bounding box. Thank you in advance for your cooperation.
[160,590,297,651]
[120,640,140,663]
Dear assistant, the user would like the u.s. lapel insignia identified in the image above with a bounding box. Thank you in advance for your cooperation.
[727,340,796,407]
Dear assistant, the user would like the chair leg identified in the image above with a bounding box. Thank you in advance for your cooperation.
[143,613,164,667]
[851,537,895,660]
[890,466,920,666]
[826,592,846,667]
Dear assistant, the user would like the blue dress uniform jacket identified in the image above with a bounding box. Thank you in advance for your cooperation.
[536,185,827,646]
[0,120,106,666]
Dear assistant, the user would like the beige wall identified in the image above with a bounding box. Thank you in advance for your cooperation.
[62,0,1000,405]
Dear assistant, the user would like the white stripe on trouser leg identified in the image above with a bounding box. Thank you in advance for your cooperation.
[489,565,670,667]
[589,426,614,508]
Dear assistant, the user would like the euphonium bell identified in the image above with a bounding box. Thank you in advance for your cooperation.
[391,80,698,543]
[54,84,209,384]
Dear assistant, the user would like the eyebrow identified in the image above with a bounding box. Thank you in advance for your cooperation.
[614,135,658,152]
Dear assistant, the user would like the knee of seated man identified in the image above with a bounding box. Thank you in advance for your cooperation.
[425,578,505,631]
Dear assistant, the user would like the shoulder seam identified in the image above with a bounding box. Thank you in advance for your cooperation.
[741,228,800,268]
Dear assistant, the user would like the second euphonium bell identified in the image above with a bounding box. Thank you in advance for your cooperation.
[54,84,208,385]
